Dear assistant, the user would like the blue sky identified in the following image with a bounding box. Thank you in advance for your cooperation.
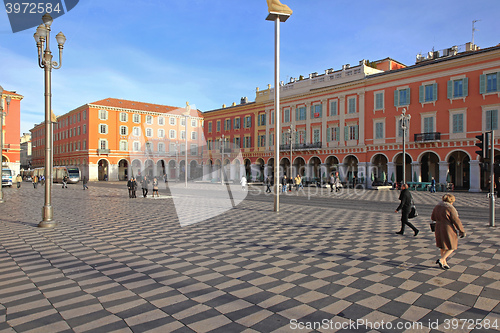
[1,0,499,134]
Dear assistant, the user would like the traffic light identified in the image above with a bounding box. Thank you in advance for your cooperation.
[475,132,490,159]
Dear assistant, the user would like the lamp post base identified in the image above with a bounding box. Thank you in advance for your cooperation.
[38,206,56,228]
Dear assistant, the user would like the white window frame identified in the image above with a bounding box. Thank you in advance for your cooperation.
[133,114,140,123]
[169,117,176,125]
[158,116,165,126]
[120,125,128,136]
[191,119,197,127]
[119,140,128,151]
[158,142,165,153]
[158,129,165,138]
[482,105,499,131]
[329,100,338,116]
[120,112,128,122]
[191,131,197,140]
[169,129,176,139]
[99,109,108,120]
[146,115,153,125]
[420,112,437,134]
[373,119,385,143]
[99,124,108,134]
[132,127,141,137]
[133,141,141,152]
[99,139,108,150]
[190,144,198,156]
[181,130,186,140]
[347,97,357,114]
[449,109,467,139]
[146,128,153,138]
[374,91,384,111]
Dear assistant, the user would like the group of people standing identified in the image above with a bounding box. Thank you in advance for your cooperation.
[395,183,466,270]
[127,176,160,198]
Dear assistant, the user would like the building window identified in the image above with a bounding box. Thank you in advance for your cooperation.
[120,126,128,136]
[216,120,221,132]
[298,130,305,144]
[120,112,128,122]
[99,139,107,150]
[191,131,197,140]
[486,109,498,131]
[313,129,320,143]
[311,104,322,118]
[452,113,464,133]
[244,116,252,128]
[133,141,141,152]
[423,116,434,133]
[83,140,86,150]
[244,136,252,148]
[224,119,231,131]
[181,131,186,140]
[133,127,140,136]
[208,122,212,133]
[169,129,176,139]
[133,114,140,123]
[480,72,500,94]
[190,144,198,156]
[348,98,356,114]
[258,114,266,126]
[257,135,266,147]
[327,127,340,142]
[284,109,290,122]
[330,100,338,116]
[234,137,240,148]
[375,92,384,110]
[234,118,240,129]
[448,78,468,99]
[77,113,80,122]
[394,88,410,106]
[158,129,165,138]
[191,119,197,127]
[119,140,128,151]
[145,142,153,152]
[397,118,410,138]
[181,118,186,126]
[158,116,165,125]
[375,122,384,139]
[296,107,306,121]
[99,110,108,120]
[419,83,438,103]
[345,125,359,141]
[146,115,153,124]
[158,142,165,153]
[83,110,86,120]
[77,126,80,136]
[169,117,176,125]
[99,124,108,134]
[146,128,153,137]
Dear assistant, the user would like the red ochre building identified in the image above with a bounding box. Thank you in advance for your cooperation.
[31,98,204,181]
[1,90,23,176]
[202,42,500,192]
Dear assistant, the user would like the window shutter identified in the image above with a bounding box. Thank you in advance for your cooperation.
[480,74,486,94]
[295,108,299,121]
[319,104,323,118]
[326,127,331,142]
[419,86,424,103]
[336,127,340,141]
[295,131,298,144]
[463,78,468,97]
[354,125,359,140]
[310,106,314,119]
[406,88,411,104]
[394,90,399,107]
[447,81,452,99]
[494,110,498,130]
[433,83,438,101]
[344,126,349,141]
[497,72,500,92]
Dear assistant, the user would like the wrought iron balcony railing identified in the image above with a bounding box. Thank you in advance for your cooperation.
[280,142,322,151]
[414,132,441,142]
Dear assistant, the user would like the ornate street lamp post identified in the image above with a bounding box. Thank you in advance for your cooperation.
[0,86,11,203]
[184,102,190,188]
[33,13,66,228]
[399,108,411,186]
[287,126,296,177]
[220,134,225,185]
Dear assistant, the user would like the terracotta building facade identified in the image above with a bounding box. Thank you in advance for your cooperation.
[1,90,23,176]
[203,43,500,192]
[31,98,204,181]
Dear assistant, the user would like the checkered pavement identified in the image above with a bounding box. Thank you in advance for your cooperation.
[0,182,499,332]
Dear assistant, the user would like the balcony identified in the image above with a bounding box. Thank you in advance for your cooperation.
[1,144,11,151]
[280,142,322,151]
[414,132,441,142]
[97,148,110,155]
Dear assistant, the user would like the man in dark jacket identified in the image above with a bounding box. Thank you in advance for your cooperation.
[395,183,419,236]
[127,178,134,198]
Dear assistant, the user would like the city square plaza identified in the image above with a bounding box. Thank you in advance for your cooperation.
[0,182,500,332]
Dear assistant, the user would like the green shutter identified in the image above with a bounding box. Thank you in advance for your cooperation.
[394,90,399,107]
[433,83,438,101]
[295,108,299,121]
[419,86,424,103]
[447,81,452,99]
[497,72,500,92]
[336,127,340,141]
[354,125,359,140]
[344,126,349,141]
[326,127,331,142]
[406,88,411,105]
[480,74,486,94]
[319,104,323,118]
[463,78,468,97]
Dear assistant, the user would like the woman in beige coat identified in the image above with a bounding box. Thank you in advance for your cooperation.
[431,194,466,269]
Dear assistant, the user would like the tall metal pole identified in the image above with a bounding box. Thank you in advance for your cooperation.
[0,92,5,203]
[221,135,225,185]
[273,16,281,212]
[490,130,495,227]
[185,115,188,188]
[403,125,406,185]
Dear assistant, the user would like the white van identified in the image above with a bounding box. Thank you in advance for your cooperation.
[1,168,13,187]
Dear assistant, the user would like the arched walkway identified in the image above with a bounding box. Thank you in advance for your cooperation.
[394,153,412,183]
[447,151,470,189]
[342,155,358,184]
[98,159,109,181]
[118,159,129,181]
[371,154,388,184]
[420,151,439,182]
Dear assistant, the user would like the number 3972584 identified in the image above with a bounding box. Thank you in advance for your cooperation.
[5,3,62,14]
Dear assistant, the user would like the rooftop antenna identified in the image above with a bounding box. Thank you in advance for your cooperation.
[472,20,480,45]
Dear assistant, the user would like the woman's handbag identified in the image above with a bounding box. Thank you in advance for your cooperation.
[429,221,436,232]
[408,200,418,219]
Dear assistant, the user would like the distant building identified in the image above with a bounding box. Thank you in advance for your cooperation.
[30,98,205,181]
[203,42,500,192]
[1,90,23,176]
[20,133,32,170]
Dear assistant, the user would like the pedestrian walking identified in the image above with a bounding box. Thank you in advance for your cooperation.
[40,175,45,186]
[431,194,466,269]
[240,176,247,191]
[131,177,137,198]
[330,173,335,192]
[82,176,89,190]
[295,174,303,191]
[32,175,38,189]
[16,174,22,189]
[62,175,68,188]
[265,176,272,193]
[281,175,287,193]
[333,172,341,192]
[142,176,149,198]
[127,178,134,198]
[430,177,436,193]
[152,177,159,198]
[395,183,419,236]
